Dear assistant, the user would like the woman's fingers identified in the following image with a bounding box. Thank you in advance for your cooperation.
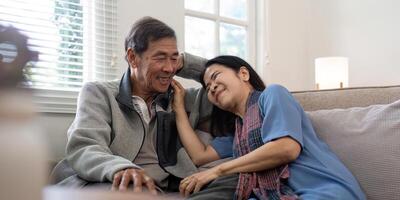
[174,79,184,89]
[172,79,186,110]
[179,177,197,197]
[171,79,184,92]
[171,79,178,89]
[179,182,187,196]
[184,179,197,197]
[193,181,204,193]
[179,177,191,196]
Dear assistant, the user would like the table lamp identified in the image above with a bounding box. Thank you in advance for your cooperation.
[315,57,349,90]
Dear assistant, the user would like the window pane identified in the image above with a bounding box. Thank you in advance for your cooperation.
[220,23,246,58]
[185,16,215,59]
[0,0,118,92]
[220,0,247,20]
[185,0,214,13]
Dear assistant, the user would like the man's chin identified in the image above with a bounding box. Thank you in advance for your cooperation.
[156,85,170,93]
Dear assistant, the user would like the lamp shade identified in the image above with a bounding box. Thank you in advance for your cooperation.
[315,57,348,89]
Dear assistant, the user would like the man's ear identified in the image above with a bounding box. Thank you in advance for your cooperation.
[126,48,139,68]
[238,66,250,81]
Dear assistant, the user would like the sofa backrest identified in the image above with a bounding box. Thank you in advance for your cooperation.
[291,85,400,111]
[291,85,400,200]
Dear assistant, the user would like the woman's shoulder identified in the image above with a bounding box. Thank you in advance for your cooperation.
[258,84,303,117]
[260,84,291,98]
[258,84,299,108]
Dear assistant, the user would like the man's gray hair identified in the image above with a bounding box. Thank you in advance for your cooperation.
[124,16,176,56]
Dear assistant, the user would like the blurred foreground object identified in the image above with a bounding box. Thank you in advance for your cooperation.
[0,24,47,200]
[43,186,182,200]
[0,25,37,88]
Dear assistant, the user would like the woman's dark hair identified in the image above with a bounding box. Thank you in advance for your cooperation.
[200,55,266,137]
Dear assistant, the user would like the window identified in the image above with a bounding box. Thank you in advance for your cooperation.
[0,0,117,113]
[184,0,256,64]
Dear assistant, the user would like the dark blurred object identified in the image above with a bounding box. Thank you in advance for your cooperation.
[0,24,38,88]
[0,25,47,200]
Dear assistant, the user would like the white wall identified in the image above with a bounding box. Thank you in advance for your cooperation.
[264,0,314,91]
[265,0,400,91]
[36,113,74,162]
[307,0,400,87]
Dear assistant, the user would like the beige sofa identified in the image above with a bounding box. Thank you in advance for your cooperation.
[292,85,400,200]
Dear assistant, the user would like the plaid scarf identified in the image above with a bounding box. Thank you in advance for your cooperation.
[233,91,298,200]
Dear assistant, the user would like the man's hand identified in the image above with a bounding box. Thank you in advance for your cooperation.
[112,168,157,195]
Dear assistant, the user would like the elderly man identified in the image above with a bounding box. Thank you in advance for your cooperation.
[52,17,237,199]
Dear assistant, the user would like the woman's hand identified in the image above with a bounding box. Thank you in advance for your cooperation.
[179,167,222,197]
[171,79,186,113]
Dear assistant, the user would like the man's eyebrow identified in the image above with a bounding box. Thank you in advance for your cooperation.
[152,51,167,57]
[152,51,179,57]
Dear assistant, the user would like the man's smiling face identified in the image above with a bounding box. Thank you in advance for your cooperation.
[132,37,179,95]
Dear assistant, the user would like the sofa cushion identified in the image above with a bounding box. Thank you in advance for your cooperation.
[306,99,400,200]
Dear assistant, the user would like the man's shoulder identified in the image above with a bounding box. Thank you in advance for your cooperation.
[78,80,121,103]
[82,79,120,93]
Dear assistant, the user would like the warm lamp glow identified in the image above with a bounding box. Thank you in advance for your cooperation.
[315,57,348,89]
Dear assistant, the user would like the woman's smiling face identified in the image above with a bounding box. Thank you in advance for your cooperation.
[203,63,251,113]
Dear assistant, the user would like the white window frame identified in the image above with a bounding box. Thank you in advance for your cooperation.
[184,0,257,67]
[255,0,267,79]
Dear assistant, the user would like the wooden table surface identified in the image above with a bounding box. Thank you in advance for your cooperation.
[43,186,183,200]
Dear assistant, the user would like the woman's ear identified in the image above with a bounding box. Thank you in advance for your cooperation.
[238,66,250,81]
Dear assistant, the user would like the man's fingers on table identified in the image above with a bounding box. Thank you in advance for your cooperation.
[111,171,123,191]
[132,173,143,193]
[144,176,158,195]
[119,170,133,191]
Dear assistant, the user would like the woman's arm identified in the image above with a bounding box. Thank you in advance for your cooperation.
[171,80,220,166]
[179,136,301,196]
[217,136,300,175]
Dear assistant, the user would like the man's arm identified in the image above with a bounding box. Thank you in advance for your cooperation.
[66,82,138,182]
[176,53,208,83]
[174,53,212,129]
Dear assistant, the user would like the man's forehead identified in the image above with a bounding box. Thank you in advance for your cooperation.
[147,37,178,53]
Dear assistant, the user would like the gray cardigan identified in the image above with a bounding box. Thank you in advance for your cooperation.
[53,53,212,185]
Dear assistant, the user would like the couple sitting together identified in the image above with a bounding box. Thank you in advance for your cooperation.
[52,16,366,200]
